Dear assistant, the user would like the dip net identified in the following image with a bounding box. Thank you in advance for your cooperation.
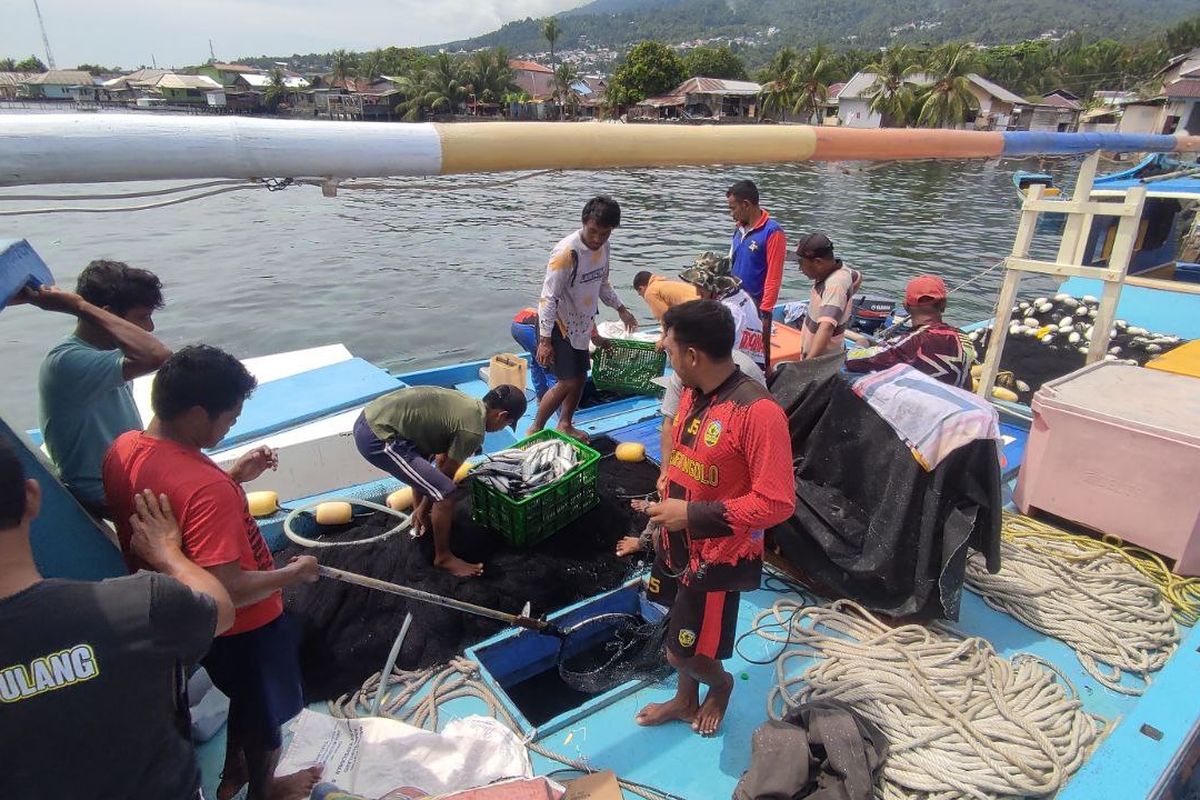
[279,440,663,702]
[555,612,671,695]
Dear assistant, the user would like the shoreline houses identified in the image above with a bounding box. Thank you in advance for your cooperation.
[632,77,762,121]
[836,71,1030,130]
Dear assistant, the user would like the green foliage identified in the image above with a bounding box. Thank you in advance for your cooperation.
[914,43,979,128]
[75,64,116,76]
[865,45,922,127]
[790,43,838,123]
[463,48,518,105]
[552,62,582,118]
[263,68,287,112]
[607,41,687,107]
[757,47,799,119]
[831,49,873,82]
[682,46,747,80]
[1165,15,1200,55]
[14,56,46,72]
[398,52,469,120]
[0,58,15,71]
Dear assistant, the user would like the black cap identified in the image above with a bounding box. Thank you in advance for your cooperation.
[795,232,834,258]
[484,383,528,430]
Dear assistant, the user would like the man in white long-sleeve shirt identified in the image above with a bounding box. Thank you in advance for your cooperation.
[531,196,638,441]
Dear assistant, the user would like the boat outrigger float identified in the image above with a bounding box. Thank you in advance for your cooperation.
[4,116,1200,800]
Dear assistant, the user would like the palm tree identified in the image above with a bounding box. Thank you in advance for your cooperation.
[757,47,799,121]
[865,45,921,127]
[914,42,979,128]
[462,48,517,113]
[542,18,561,72]
[264,68,287,113]
[330,49,356,89]
[358,50,383,84]
[398,52,468,121]
[790,43,837,124]
[552,62,581,119]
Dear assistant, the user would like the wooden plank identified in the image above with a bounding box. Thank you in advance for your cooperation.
[1005,258,1120,281]
[1022,198,1144,217]
[1125,276,1200,296]
[1086,185,1146,363]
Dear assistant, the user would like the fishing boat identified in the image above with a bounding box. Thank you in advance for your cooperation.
[2,117,1199,800]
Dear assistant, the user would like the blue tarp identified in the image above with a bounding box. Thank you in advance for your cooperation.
[0,239,54,315]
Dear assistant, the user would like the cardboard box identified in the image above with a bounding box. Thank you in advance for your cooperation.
[563,771,622,800]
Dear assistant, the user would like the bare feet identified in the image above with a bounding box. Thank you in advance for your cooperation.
[635,695,698,727]
[525,424,542,437]
[269,765,323,800]
[693,672,734,737]
[616,536,643,557]
[556,423,590,443]
[216,752,247,800]
[434,553,484,578]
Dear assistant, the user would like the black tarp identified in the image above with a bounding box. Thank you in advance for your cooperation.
[767,367,1002,620]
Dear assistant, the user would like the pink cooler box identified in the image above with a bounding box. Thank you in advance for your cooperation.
[1014,361,1200,576]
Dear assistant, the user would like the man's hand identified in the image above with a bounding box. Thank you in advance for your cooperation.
[14,285,83,315]
[228,446,278,484]
[285,554,320,584]
[647,497,689,532]
[656,470,670,500]
[591,331,612,351]
[129,490,184,569]
[618,306,638,333]
[536,338,554,368]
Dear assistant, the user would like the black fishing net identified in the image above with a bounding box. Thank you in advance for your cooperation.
[278,437,666,702]
[556,613,672,694]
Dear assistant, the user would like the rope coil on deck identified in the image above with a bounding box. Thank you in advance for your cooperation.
[997,512,1200,626]
[965,531,1179,695]
[755,598,1105,800]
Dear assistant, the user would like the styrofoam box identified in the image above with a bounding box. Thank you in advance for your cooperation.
[1013,361,1200,575]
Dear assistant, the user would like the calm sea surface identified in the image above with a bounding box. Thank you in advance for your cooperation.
[0,153,1074,429]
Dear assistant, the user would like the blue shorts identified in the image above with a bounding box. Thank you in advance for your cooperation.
[353,412,457,502]
[202,613,304,751]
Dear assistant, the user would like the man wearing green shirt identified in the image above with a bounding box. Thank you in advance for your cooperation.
[354,385,527,577]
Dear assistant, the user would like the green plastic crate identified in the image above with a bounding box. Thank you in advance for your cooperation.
[591,338,667,397]
[469,429,602,547]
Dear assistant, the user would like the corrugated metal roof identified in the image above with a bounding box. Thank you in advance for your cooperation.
[24,70,93,86]
[208,63,259,73]
[838,71,932,99]
[1165,78,1200,99]
[239,73,310,89]
[1039,93,1082,110]
[101,68,168,89]
[827,82,846,100]
[637,95,684,108]
[509,60,553,74]
[669,77,761,96]
[0,72,35,87]
[155,74,223,90]
[967,74,1026,105]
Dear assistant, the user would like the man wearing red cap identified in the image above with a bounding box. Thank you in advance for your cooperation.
[845,275,975,388]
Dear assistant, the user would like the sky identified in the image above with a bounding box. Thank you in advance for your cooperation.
[1,0,582,69]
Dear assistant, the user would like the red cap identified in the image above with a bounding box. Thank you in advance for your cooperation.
[905,275,947,306]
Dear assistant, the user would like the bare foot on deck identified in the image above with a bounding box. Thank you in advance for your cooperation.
[435,554,484,578]
[525,424,542,437]
[693,672,734,737]
[269,765,323,800]
[616,536,643,557]
[556,424,590,443]
[636,695,698,727]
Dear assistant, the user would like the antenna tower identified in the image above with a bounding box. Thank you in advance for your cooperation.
[32,0,57,69]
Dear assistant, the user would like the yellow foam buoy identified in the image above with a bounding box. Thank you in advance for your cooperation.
[970,364,983,379]
[246,490,280,518]
[315,501,353,526]
[387,487,414,512]
[615,442,646,463]
[991,386,1019,403]
[454,461,474,482]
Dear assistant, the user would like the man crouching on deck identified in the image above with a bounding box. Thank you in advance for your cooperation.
[637,300,795,736]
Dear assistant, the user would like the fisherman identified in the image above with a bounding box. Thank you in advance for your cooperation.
[680,252,765,369]
[795,232,863,363]
[632,271,700,321]
[846,275,975,388]
[18,261,171,520]
[103,345,323,800]
[510,307,556,401]
[636,300,795,736]
[0,439,234,799]
[530,195,638,442]
[354,384,527,578]
[727,179,786,371]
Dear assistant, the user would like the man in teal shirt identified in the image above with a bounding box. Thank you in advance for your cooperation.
[21,260,171,519]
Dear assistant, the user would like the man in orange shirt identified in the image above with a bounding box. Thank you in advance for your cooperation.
[104,345,322,800]
[633,272,700,321]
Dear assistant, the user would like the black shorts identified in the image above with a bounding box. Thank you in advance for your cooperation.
[202,613,304,751]
[551,325,590,380]
[666,583,741,660]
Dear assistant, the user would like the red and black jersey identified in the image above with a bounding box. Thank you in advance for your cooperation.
[845,321,975,388]
[663,368,796,591]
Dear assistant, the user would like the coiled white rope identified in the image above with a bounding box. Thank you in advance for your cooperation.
[282,497,410,548]
[755,599,1105,800]
[965,536,1179,696]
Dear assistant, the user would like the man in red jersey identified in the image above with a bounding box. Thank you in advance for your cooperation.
[104,345,322,800]
[635,300,795,736]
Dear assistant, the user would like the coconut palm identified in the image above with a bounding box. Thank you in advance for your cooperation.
[542,18,561,71]
[398,52,468,121]
[552,62,581,119]
[757,47,800,120]
[790,43,837,124]
[463,48,517,111]
[358,50,383,84]
[865,45,921,127]
[264,68,287,113]
[914,42,979,128]
[330,49,356,89]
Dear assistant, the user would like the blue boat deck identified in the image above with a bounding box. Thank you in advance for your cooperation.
[197,369,1198,799]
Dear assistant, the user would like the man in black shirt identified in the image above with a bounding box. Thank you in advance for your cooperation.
[0,438,234,799]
